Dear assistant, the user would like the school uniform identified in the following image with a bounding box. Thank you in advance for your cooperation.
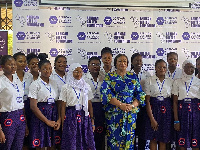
[59,63,95,150]
[172,75,200,148]
[165,68,182,80]
[143,75,173,143]
[0,74,25,150]
[28,77,60,148]
[99,66,115,81]
[50,70,67,94]
[84,72,105,150]
[131,70,151,149]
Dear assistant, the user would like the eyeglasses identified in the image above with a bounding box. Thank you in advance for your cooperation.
[89,63,101,67]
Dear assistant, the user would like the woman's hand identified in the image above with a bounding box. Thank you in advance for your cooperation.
[119,103,127,112]
[54,120,61,130]
[174,123,180,131]
[92,125,95,132]
[25,125,29,137]
[0,130,6,144]
[150,119,158,131]
[46,120,56,128]
[125,104,133,112]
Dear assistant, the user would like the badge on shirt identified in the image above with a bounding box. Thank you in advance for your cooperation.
[94,93,100,99]
[157,96,164,101]
[16,97,23,103]
[75,104,82,110]
[184,98,191,103]
[47,97,55,104]
[23,95,28,101]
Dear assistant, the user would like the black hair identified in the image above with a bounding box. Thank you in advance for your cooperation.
[38,53,50,69]
[55,55,67,64]
[114,54,129,68]
[101,47,113,57]
[167,52,178,59]
[88,56,101,66]
[27,53,38,64]
[130,53,142,70]
[0,55,14,66]
[13,52,26,60]
[54,55,67,69]
[155,59,167,68]
[196,56,200,63]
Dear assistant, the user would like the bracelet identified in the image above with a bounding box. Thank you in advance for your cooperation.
[91,117,95,120]
[131,104,135,109]
[92,125,95,127]
[174,121,180,124]
[119,101,122,107]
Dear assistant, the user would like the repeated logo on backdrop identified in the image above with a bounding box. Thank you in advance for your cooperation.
[13,0,200,74]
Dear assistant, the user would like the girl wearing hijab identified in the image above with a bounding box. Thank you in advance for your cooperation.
[172,60,200,150]
[59,63,95,150]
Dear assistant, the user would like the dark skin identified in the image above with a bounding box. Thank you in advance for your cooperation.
[15,55,27,82]
[54,57,67,77]
[101,53,112,73]
[167,54,178,74]
[145,61,167,150]
[131,55,143,75]
[0,57,17,143]
[28,58,39,81]
[88,59,101,82]
[30,63,60,150]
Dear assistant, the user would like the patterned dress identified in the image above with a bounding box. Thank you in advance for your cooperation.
[100,71,146,150]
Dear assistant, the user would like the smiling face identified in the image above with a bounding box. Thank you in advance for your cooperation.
[116,56,128,71]
[88,59,101,75]
[131,55,143,71]
[39,62,52,78]
[55,57,67,73]
[28,58,39,73]
[15,55,27,71]
[184,63,195,75]
[73,67,83,80]
[2,57,17,75]
[155,61,167,77]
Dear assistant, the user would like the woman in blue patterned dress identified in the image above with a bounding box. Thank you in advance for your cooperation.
[100,54,146,150]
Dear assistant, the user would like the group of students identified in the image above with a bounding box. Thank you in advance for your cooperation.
[0,47,200,150]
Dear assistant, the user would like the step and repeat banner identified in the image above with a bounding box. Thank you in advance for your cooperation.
[13,0,200,149]
[13,0,200,73]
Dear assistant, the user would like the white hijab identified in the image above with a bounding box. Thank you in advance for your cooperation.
[67,63,89,116]
[182,59,195,83]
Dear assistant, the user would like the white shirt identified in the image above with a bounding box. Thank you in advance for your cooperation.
[84,72,103,102]
[13,72,33,101]
[144,75,173,98]
[59,83,93,107]
[28,77,59,103]
[165,68,182,80]
[172,76,200,100]
[50,70,67,94]
[99,66,115,81]
[0,75,24,112]
[131,70,151,90]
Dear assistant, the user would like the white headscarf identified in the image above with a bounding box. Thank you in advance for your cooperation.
[182,59,195,82]
[67,63,89,116]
